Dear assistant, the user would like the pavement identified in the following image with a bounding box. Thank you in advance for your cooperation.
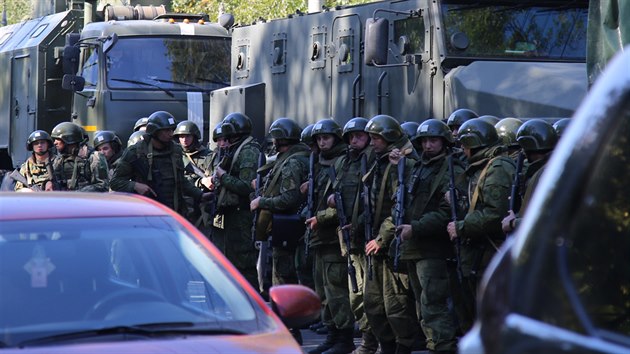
[299,327,431,354]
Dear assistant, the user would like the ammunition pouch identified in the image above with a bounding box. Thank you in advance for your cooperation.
[271,213,304,249]
[255,209,273,241]
[217,189,240,209]
[336,227,349,257]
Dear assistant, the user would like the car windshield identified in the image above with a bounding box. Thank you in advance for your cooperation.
[104,36,231,91]
[441,1,588,61]
[0,216,272,348]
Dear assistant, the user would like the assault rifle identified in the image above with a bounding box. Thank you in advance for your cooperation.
[9,170,42,191]
[392,156,406,272]
[510,152,526,213]
[252,143,267,243]
[361,154,374,281]
[304,151,316,257]
[327,166,359,293]
[448,150,464,283]
[251,142,271,295]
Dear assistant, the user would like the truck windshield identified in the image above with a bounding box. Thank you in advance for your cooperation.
[441,1,588,61]
[105,36,231,91]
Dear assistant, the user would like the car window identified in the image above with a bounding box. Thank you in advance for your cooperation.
[0,216,270,347]
[563,101,630,339]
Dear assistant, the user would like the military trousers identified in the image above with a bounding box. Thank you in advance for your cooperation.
[313,244,355,331]
[363,256,419,348]
[295,237,315,290]
[272,246,298,285]
[213,207,258,290]
[408,258,458,352]
[349,252,371,332]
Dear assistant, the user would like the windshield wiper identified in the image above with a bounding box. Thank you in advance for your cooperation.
[17,322,246,347]
[147,77,211,92]
[109,78,175,97]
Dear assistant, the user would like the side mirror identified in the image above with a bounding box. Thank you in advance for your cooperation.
[102,33,118,54]
[62,46,80,75]
[62,74,85,92]
[269,284,320,329]
[364,17,389,66]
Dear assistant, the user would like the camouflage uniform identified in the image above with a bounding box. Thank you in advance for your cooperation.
[396,150,462,352]
[14,156,54,191]
[258,143,310,285]
[333,146,375,338]
[181,144,213,226]
[363,137,419,352]
[452,144,515,332]
[212,136,261,289]
[310,142,356,342]
[51,148,109,192]
[110,137,202,214]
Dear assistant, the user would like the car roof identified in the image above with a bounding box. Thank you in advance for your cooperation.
[0,192,171,221]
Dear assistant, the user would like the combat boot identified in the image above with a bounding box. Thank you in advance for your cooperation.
[394,343,411,354]
[322,328,356,354]
[352,330,378,354]
[308,326,339,354]
[378,341,397,354]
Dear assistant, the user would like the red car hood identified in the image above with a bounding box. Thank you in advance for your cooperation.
[2,331,301,353]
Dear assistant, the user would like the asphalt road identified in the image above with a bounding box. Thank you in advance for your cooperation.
[299,327,431,354]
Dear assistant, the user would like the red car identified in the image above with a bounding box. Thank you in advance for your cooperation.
[0,192,319,353]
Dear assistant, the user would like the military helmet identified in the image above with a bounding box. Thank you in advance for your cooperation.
[446,108,478,130]
[145,111,177,136]
[495,118,523,147]
[364,115,403,143]
[212,122,225,142]
[301,124,315,145]
[93,130,122,150]
[221,112,252,137]
[342,117,369,142]
[51,122,85,145]
[457,118,499,149]
[516,119,558,152]
[128,131,147,146]
[134,117,149,131]
[400,121,420,140]
[415,119,454,144]
[269,118,302,141]
[26,130,53,151]
[552,118,570,138]
[174,120,202,140]
[478,115,501,126]
[311,119,343,140]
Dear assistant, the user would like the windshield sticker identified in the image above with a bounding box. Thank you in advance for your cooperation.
[24,245,56,288]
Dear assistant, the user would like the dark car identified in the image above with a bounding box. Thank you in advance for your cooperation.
[459,48,630,353]
[0,192,319,353]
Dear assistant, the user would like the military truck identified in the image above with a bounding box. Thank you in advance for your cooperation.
[210,0,588,140]
[0,0,232,170]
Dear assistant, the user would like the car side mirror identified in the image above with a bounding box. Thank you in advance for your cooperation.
[62,46,80,75]
[364,17,389,66]
[62,74,85,92]
[269,284,321,329]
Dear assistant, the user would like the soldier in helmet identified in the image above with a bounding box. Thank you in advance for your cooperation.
[50,122,109,192]
[301,123,319,154]
[210,112,262,290]
[174,121,213,225]
[127,131,147,147]
[93,130,123,179]
[111,111,211,215]
[478,115,500,126]
[495,117,524,160]
[134,117,149,132]
[251,118,310,284]
[361,114,419,354]
[552,118,571,139]
[392,119,462,353]
[305,118,356,354]
[446,118,515,333]
[14,130,56,192]
[502,119,558,234]
[446,108,478,141]
[401,121,421,153]
[328,117,379,354]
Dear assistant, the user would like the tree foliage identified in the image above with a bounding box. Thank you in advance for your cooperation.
[3,0,32,25]
[172,0,375,26]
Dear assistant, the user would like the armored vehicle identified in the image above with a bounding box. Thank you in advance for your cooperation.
[210,0,588,142]
[0,0,232,170]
